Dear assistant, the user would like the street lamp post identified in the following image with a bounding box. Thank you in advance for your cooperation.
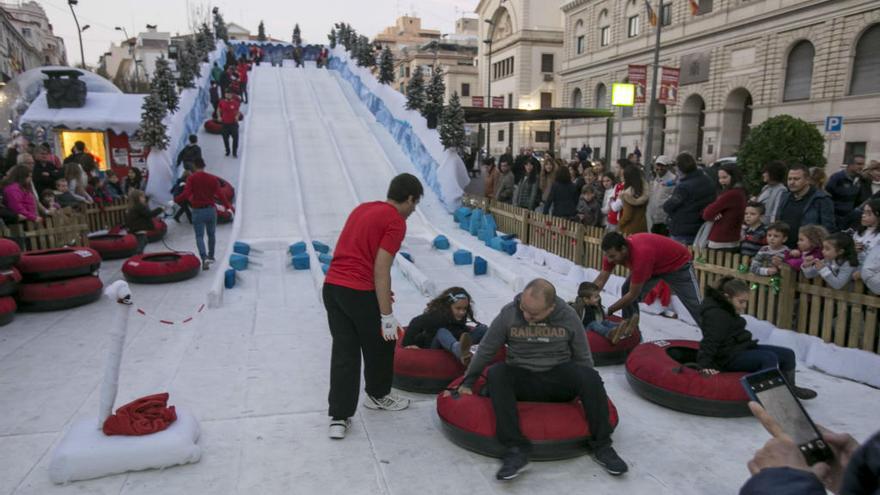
[483,18,494,160]
[67,0,85,68]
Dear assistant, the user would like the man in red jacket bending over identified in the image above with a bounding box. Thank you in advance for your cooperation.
[174,158,232,270]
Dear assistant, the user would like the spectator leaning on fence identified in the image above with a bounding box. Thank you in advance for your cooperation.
[663,152,717,245]
[542,165,578,220]
[853,199,880,264]
[1,165,39,222]
[702,163,747,251]
[755,160,788,226]
[494,158,515,204]
[801,232,858,291]
[617,165,649,236]
[784,225,828,272]
[740,202,768,258]
[859,242,880,294]
[647,155,676,235]
[513,160,540,210]
[750,222,790,277]
[772,163,836,248]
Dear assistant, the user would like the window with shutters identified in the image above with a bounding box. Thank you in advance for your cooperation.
[541,54,554,73]
[461,83,470,97]
[783,41,814,102]
[598,10,611,47]
[628,16,640,38]
[850,24,880,95]
[661,3,672,26]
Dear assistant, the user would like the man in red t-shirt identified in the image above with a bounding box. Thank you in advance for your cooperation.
[323,173,423,440]
[217,90,242,157]
[174,158,233,270]
[593,232,702,338]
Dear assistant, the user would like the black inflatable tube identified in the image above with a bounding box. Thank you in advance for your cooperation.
[439,420,592,461]
[0,254,20,269]
[17,289,102,312]
[123,266,199,285]
[0,311,13,326]
[592,348,635,367]
[625,372,751,418]
[23,264,100,282]
[393,375,456,394]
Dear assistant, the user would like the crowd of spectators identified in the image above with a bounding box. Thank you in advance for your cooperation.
[482,148,880,295]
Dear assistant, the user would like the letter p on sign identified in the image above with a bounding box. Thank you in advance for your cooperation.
[825,116,843,133]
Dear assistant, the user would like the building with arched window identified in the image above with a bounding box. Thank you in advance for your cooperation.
[559,0,880,167]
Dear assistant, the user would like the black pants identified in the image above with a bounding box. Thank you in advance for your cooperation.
[240,81,248,103]
[134,232,147,254]
[487,361,613,451]
[323,283,395,420]
[621,262,703,325]
[174,201,192,223]
[221,123,239,155]
[650,223,669,236]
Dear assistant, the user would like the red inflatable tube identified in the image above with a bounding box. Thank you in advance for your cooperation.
[216,204,233,224]
[625,340,751,417]
[145,218,167,243]
[0,296,15,326]
[16,247,101,282]
[122,252,201,284]
[393,338,466,393]
[88,234,139,260]
[218,178,235,203]
[204,119,222,134]
[588,315,642,366]
[17,275,103,312]
[437,375,619,460]
[0,267,21,297]
[0,238,21,269]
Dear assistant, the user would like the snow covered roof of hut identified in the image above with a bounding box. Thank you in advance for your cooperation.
[19,92,147,135]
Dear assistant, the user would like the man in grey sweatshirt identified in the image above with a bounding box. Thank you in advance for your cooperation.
[453,279,627,481]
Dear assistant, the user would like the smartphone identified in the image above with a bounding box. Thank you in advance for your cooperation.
[741,368,834,465]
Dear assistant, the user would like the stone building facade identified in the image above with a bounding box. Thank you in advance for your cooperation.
[0,1,65,67]
[558,0,880,168]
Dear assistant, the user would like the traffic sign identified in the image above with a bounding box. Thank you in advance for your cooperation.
[825,116,843,133]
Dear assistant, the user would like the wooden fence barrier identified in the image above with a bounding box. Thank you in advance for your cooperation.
[0,198,130,251]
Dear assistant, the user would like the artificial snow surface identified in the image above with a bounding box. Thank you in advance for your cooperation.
[1,63,878,494]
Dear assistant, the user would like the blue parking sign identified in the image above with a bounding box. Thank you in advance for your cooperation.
[825,116,843,133]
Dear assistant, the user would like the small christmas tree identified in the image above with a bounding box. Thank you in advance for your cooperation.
[151,57,179,113]
[440,92,467,154]
[424,66,446,128]
[355,35,375,67]
[139,89,169,150]
[176,39,199,90]
[405,65,426,112]
[378,46,394,85]
[292,24,302,46]
[328,28,337,49]
[212,9,228,42]
[257,21,267,42]
[197,23,215,59]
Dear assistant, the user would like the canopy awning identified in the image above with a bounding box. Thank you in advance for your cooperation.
[462,106,614,123]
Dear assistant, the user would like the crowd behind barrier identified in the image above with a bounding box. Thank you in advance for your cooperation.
[461,194,880,356]
[1,198,132,250]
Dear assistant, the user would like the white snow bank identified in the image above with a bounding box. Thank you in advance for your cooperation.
[328,48,468,212]
[48,408,201,484]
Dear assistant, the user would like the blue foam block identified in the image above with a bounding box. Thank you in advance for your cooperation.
[224,269,236,289]
[321,263,330,274]
[478,227,495,243]
[312,240,330,254]
[482,213,497,232]
[318,253,333,264]
[399,252,413,263]
[501,239,518,255]
[489,236,504,251]
[459,218,470,230]
[289,241,307,256]
[453,207,472,223]
[501,233,517,241]
[229,253,249,271]
[233,241,250,256]
[453,249,473,265]
[474,256,487,276]
[292,253,310,270]
[432,235,450,250]
[469,210,483,235]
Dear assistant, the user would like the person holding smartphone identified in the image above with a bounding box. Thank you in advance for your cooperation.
[696,276,816,400]
[741,401,879,495]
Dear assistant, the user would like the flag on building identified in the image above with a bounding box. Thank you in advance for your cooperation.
[645,0,658,27]
[689,0,700,16]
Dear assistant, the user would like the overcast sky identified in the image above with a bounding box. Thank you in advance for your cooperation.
[37,0,478,67]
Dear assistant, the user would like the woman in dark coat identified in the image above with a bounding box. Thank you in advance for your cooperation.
[697,277,815,399]
[125,189,163,253]
[542,166,578,219]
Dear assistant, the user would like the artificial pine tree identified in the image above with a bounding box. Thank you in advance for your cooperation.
[176,40,199,90]
[424,66,446,128]
[293,24,302,46]
[356,35,375,67]
[328,28,337,49]
[440,92,467,154]
[378,46,394,85]
[213,10,228,42]
[151,57,179,113]
[197,23,215,60]
[257,21,267,41]
[139,89,169,150]
[405,66,426,112]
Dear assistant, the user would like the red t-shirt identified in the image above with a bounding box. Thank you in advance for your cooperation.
[601,233,692,284]
[174,171,232,210]
[325,202,406,291]
[218,98,240,124]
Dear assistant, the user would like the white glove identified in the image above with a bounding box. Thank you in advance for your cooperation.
[380,313,401,341]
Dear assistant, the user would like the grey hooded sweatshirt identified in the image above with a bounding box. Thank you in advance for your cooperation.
[461,294,593,388]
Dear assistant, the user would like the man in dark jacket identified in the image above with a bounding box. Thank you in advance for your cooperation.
[450,279,627,481]
[740,402,878,495]
[772,164,836,248]
[63,141,97,177]
[32,150,61,194]
[577,144,591,164]
[825,154,864,228]
[176,135,203,170]
[662,152,716,244]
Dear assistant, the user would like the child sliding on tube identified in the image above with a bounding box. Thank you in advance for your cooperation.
[402,287,488,365]
[571,282,634,344]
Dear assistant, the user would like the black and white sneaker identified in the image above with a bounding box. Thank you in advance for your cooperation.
[496,448,529,481]
[328,418,351,439]
[363,393,410,411]
[592,445,628,476]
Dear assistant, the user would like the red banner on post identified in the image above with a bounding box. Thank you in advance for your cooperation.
[492,96,505,108]
[628,65,647,103]
[471,96,484,107]
[659,67,680,105]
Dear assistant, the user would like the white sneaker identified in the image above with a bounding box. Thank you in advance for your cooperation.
[328,418,351,439]
[363,393,410,411]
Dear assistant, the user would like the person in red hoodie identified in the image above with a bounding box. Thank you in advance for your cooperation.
[236,58,249,103]
[174,158,232,270]
[702,163,747,251]
[217,90,242,158]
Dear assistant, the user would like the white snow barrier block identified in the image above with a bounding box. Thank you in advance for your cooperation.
[48,408,200,484]
[805,344,880,389]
